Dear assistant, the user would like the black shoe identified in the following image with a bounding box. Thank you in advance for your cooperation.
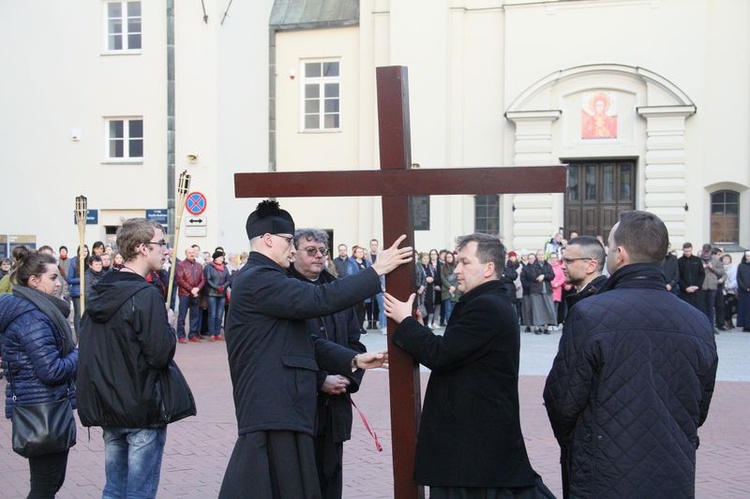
[743,328,750,332]
[524,326,531,333]
[543,328,551,335]
[360,328,368,335]
[534,328,542,335]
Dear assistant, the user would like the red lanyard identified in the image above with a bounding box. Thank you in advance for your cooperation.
[350,399,382,452]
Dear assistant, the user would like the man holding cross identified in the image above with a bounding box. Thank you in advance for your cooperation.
[219,200,412,499]
[384,232,554,499]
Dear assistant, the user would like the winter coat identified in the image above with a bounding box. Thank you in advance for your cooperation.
[175,258,205,297]
[521,261,554,295]
[204,262,230,297]
[1,293,78,419]
[544,264,717,499]
[77,271,176,428]
[288,265,366,442]
[224,252,382,437]
[66,257,86,298]
[392,280,541,488]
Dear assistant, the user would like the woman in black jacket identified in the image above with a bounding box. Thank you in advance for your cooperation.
[0,246,78,498]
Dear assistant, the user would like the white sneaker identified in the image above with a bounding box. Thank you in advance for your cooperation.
[381,328,388,335]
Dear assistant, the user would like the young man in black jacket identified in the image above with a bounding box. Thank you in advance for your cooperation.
[77,218,192,498]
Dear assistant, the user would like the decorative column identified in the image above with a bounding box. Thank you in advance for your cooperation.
[636,105,696,245]
[505,110,562,250]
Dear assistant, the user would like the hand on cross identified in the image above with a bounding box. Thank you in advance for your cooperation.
[384,292,419,325]
[371,235,413,276]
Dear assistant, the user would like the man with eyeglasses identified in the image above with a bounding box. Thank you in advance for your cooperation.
[561,236,608,311]
[219,200,412,499]
[78,218,194,498]
[288,228,366,499]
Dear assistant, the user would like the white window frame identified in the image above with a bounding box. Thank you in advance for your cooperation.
[300,59,341,132]
[103,1,142,54]
[104,117,144,163]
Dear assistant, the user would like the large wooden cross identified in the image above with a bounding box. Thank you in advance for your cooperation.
[235,66,567,498]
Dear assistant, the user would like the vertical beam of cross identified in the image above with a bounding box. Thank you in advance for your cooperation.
[376,66,424,499]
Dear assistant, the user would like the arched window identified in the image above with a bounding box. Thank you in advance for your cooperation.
[475,195,500,236]
[710,190,739,244]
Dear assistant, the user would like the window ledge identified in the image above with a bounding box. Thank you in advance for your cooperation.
[101,160,144,165]
[100,50,142,57]
[299,129,342,134]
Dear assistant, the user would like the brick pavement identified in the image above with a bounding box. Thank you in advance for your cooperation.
[0,329,748,498]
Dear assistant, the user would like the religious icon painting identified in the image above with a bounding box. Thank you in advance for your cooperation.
[581,91,618,139]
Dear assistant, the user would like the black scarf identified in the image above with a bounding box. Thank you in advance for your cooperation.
[13,286,75,354]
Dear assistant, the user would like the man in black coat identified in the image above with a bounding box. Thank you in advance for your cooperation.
[544,211,718,498]
[678,241,705,311]
[384,233,553,499]
[288,228,367,499]
[219,200,412,499]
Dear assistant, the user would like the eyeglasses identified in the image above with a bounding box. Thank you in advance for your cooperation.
[302,247,329,257]
[273,234,294,245]
[562,257,592,265]
[147,240,169,248]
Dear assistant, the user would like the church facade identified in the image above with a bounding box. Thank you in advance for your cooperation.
[1,0,747,256]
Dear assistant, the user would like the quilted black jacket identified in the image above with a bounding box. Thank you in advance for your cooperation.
[544,263,717,498]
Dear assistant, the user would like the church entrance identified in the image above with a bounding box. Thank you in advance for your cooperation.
[563,159,636,242]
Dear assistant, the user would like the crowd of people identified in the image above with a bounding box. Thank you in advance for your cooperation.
[0,205,749,498]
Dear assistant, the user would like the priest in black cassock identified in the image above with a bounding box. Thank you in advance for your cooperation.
[219,200,411,499]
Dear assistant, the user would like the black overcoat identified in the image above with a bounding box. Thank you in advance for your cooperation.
[392,280,540,488]
[224,252,381,437]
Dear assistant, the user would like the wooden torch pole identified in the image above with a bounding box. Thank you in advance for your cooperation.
[166,171,191,307]
[75,195,88,317]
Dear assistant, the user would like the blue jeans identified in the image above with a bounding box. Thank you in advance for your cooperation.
[442,299,455,323]
[207,295,226,336]
[177,295,202,338]
[103,426,167,499]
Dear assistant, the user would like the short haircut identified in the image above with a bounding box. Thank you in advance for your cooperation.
[116,218,162,263]
[38,245,54,254]
[89,255,103,265]
[59,245,68,252]
[565,236,606,270]
[294,228,329,248]
[613,211,668,264]
[683,242,693,250]
[455,233,506,278]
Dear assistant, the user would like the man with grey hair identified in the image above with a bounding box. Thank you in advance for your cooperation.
[288,228,367,499]
[545,211,717,498]
[384,233,553,498]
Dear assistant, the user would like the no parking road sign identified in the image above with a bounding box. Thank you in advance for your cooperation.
[185,191,207,215]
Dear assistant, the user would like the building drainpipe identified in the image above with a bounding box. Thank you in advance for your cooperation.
[167,0,176,234]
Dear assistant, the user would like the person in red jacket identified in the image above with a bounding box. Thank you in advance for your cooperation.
[175,246,205,343]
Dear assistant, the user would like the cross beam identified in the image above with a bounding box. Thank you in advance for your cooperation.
[234,66,567,498]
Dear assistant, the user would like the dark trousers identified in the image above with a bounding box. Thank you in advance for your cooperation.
[365,299,379,326]
[28,450,69,499]
[702,289,718,327]
[314,432,344,499]
[725,294,738,326]
[177,295,202,338]
[715,289,726,327]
